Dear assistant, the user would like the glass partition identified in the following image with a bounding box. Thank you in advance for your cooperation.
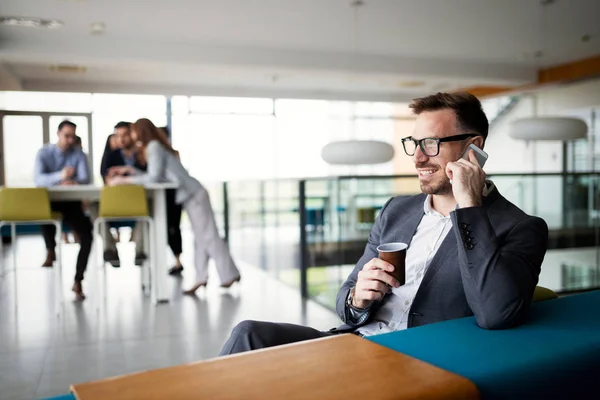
[227,179,302,290]
[302,176,420,307]
[225,173,600,311]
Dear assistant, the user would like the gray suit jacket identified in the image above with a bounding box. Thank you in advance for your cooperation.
[334,186,548,331]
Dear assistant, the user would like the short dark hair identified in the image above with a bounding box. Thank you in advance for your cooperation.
[114,121,131,130]
[409,92,489,141]
[58,120,76,131]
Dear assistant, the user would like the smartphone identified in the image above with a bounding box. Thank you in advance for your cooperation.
[461,143,488,168]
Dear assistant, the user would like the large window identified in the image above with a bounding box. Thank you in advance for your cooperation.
[1,91,406,185]
[172,97,407,182]
[172,113,276,182]
[171,97,275,183]
[0,92,166,184]
[1,115,43,186]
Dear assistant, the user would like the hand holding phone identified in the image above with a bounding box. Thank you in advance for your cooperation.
[449,144,488,185]
[461,143,488,168]
[447,143,487,207]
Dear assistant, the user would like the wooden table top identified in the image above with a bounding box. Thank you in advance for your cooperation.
[71,334,479,400]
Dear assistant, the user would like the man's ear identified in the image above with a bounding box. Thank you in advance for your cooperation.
[473,136,484,149]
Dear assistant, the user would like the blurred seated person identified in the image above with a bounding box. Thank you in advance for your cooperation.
[98,133,121,243]
[34,120,93,301]
[99,121,148,266]
[100,133,120,182]
[63,134,87,245]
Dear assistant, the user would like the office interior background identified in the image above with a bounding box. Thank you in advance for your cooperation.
[1,0,600,399]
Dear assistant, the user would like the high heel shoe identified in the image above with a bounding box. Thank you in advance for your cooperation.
[168,265,184,276]
[183,281,207,295]
[220,275,241,289]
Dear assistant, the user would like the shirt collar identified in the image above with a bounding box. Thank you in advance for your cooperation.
[423,180,495,216]
[52,144,71,155]
[482,180,495,197]
[424,194,449,217]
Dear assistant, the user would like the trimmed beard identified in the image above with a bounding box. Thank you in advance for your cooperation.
[420,175,452,195]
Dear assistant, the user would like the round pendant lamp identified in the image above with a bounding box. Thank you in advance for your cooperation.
[509,117,588,141]
[321,140,395,165]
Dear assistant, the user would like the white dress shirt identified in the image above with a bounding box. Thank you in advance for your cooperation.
[354,182,495,336]
[356,195,452,336]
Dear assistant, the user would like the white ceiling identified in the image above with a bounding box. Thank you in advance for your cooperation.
[0,0,599,101]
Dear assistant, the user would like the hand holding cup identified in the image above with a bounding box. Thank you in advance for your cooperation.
[376,242,407,286]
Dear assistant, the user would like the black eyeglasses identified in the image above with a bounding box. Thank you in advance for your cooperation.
[401,134,479,157]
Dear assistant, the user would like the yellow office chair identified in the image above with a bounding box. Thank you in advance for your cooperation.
[0,187,63,315]
[356,207,376,224]
[533,286,559,302]
[93,185,155,307]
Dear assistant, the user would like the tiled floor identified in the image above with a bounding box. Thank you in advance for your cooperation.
[0,233,340,400]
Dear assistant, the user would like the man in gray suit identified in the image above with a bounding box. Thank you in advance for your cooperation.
[220,92,548,355]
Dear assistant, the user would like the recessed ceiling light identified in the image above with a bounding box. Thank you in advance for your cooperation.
[397,80,425,88]
[49,64,87,73]
[0,16,64,29]
[90,22,106,35]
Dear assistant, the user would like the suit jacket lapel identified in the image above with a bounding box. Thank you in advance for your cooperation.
[394,194,425,246]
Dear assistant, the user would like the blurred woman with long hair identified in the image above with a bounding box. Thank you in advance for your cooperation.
[107,118,240,294]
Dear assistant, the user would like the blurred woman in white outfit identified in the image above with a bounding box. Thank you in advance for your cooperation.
[108,118,240,294]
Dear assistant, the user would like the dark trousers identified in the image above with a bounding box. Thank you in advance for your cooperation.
[219,320,337,356]
[40,201,93,282]
[166,189,183,256]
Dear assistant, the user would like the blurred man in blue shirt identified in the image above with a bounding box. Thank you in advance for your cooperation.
[34,120,93,300]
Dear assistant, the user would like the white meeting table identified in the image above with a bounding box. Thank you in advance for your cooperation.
[48,183,177,304]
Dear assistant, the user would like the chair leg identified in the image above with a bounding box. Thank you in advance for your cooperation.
[53,221,63,318]
[11,223,17,274]
[147,219,157,305]
[0,222,5,277]
[0,222,10,277]
[140,264,148,293]
[93,219,103,313]
[10,223,19,312]
[141,219,151,296]
[10,223,18,314]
